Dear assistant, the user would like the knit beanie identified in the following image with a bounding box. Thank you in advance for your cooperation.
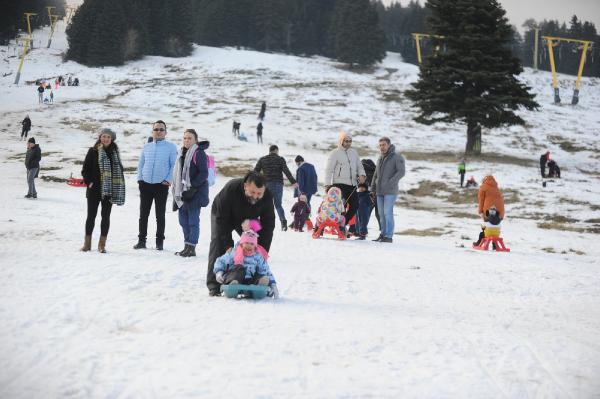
[339,131,351,146]
[99,128,117,141]
[240,231,258,246]
[28,137,35,144]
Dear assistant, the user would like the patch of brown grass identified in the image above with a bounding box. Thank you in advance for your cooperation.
[548,135,587,153]
[395,228,446,236]
[403,151,535,166]
[446,211,480,219]
[218,164,254,178]
[40,175,67,183]
[407,180,450,197]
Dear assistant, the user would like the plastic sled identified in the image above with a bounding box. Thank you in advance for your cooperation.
[472,236,510,252]
[220,284,269,299]
[67,177,87,187]
[312,219,345,240]
[305,218,313,231]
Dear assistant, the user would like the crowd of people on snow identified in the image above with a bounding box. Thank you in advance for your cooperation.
[34,75,79,105]
[21,96,565,298]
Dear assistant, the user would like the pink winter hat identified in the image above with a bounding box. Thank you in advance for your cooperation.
[240,231,258,246]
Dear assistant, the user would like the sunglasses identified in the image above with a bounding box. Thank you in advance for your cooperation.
[153,128,165,132]
[343,139,352,143]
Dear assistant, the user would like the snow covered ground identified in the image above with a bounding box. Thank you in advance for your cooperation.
[1,17,600,399]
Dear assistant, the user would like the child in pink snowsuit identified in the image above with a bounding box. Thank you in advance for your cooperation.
[316,187,345,229]
[236,219,269,263]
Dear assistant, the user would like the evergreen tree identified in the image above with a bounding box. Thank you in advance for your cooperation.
[66,0,101,64]
[331,0,386,67]
[2,0,66,45]
[405,0,539,154]
[87,0,126,66]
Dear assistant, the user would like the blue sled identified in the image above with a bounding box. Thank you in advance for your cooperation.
[220,284,269,299]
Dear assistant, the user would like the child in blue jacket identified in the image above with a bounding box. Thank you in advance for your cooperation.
[214,231,279,298]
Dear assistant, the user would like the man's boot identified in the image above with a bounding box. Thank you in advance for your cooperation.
[133,239,146,249]
[281,219,288,231]
[81,235,92,252]
[98,236,107,253]
[184,245,196,257]
[175,244,189,256]
[156,239,164,251]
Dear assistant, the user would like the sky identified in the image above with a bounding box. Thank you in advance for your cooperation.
[385,0,600,32]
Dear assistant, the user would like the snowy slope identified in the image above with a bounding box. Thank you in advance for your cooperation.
[1,16,600,399]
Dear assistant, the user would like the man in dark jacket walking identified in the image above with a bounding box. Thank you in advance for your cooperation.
[254,145,298,231]
[25,137,41,198]
[206,171,276,296]
[21,115,32,140]
[370,137,405,243]
[294,155,318,209]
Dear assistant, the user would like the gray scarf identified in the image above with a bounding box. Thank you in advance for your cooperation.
[172,144,197,208]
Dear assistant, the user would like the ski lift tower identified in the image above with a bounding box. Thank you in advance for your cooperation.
[14,12,37,85]
[542,36,594,105]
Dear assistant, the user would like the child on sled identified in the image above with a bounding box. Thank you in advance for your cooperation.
[214,230,279,298]
[313,186,346,236]
[473,175,505,247]
[290,193,311,231]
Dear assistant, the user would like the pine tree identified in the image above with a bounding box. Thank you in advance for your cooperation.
[405,0,539,154]
[331,0,386,67]
[87,0,126,66]
[66,0,101,64]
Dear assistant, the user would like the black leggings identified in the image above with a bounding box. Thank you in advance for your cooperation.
[333,183,358,224]
[86,197,113,236]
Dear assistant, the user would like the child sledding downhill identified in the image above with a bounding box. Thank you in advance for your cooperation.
[312,186,346,239]
[290,193,311,231]
[214,230,279,299]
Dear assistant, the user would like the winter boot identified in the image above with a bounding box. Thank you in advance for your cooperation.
[156,239,164,251]
[133,239,146,249]
[183,245,196,257]
[281,219,288,231]
[98,236,107,253]
[175,244,189,256]
[81,235,92,252]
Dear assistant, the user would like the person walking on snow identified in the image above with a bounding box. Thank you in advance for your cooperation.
[21,115,32,140]
[24,137,41,199]
[294,155,318,210]
[171,129,210,257]
[258,101,266,120]
[324,131,366,235]
[370,137,405,243]
[80,128,126,253]
[134,120,178,251]
[254,145,298,231]
[256,122,263,144]
[458,159,466,187]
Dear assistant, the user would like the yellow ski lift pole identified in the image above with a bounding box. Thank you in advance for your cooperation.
[572,41,591,105]
[412,33,445,64]
[65,6,76,25]
[545,38,560,103]
[543,36,594,105]
[47,15,59,48]
[14,13,37,85]
[46,6,56,48]
[14,37,32,85]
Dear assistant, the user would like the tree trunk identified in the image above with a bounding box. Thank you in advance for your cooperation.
[465,122,481,155]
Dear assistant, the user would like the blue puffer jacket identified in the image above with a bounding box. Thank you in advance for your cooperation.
[214,243,276,285]
[137,139,178,184]
[184,141,210,209]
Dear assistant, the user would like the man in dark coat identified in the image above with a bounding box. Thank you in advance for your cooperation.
[21,115,32,140]
[206,171,276,296]
[25,137,41,198]
[540,151,549,178]
[293,155,318,209]
[254,145,298,231]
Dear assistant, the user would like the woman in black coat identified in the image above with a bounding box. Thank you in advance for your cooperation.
[81,128,125,253]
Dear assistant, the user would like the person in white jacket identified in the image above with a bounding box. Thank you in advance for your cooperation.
[324,131,366,234]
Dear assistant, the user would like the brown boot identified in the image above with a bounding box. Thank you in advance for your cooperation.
[81,235,92,252]
[98,236,107,253]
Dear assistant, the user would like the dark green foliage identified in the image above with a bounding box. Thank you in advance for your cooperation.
[405,0,539,153]
[1,0,66,45]
[521,16,599,77]
[331,0,386,67]
[66,0,193,66]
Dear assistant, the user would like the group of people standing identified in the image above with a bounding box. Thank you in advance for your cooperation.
[79,121,211,256]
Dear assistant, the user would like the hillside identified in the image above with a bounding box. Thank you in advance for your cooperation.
[1,19,599,399]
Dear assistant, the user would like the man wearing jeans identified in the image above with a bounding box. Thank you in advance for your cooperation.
[24,137,41,199]
[254,145,298,231]
[370,137,405,243]
[134,120,177,250]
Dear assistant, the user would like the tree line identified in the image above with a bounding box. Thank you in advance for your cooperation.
[1,0,66,45]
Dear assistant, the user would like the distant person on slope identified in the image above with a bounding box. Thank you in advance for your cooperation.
[540,151,549,178]
[258,101,266,120]
[256,122,263,144]
[254,145,298,231]
[458,159,466,187]
[81,128,126,253]
[24,137,41,199]
[21,115,31,140]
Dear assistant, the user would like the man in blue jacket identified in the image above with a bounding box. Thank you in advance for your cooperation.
[134,120,178,250]
[294,155,318,209]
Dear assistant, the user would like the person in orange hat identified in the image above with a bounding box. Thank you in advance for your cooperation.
[473,175,505,246]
